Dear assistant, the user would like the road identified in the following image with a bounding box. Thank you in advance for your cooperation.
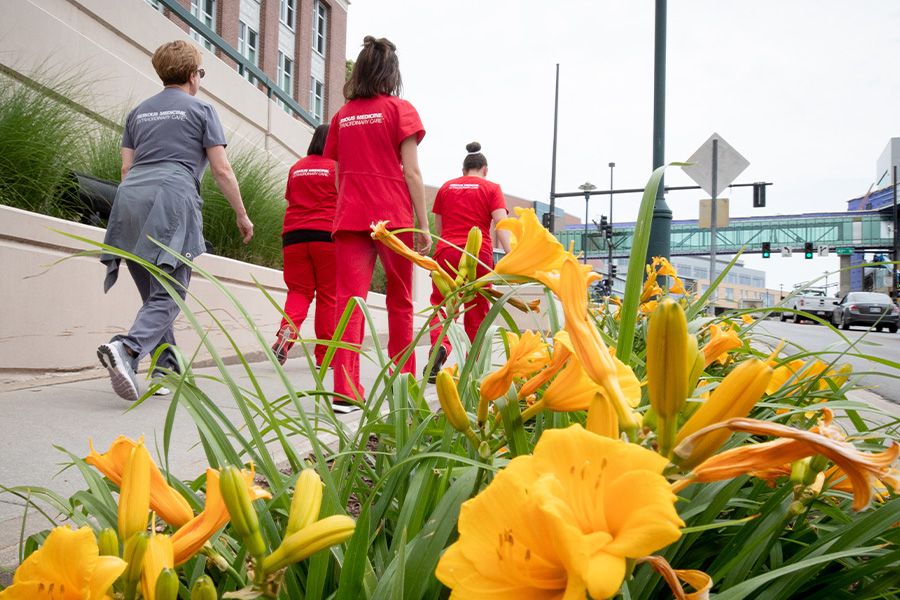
[753,319,900,404]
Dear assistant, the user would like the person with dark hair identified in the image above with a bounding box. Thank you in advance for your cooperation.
[425,142,510,382]
[98,40,253,402]
[271,124,337,367]
[323,36,430,412]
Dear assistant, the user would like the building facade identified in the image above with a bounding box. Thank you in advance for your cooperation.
[147,0,347,124]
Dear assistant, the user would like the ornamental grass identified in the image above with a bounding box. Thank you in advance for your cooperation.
[4,166,900,600]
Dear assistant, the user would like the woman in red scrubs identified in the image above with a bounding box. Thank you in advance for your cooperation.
[425,142,510,382]
[323,36,431,412]
[271,124,336,368]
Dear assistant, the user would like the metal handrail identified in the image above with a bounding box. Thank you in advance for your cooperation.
[154,0,318,127]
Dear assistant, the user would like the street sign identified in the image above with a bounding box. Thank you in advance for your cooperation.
[682,133,750,197]
[781,246,792,258]
[698,198,729,228]
[818,245,829,257]
[836,247,854,255]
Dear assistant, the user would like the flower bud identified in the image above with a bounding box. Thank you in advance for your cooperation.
[118,444,151,543]
[98,527,119,557]
[686,334,705,395]
[154,568,178,600]
[431,269,455,296]
[262,515,356,575]
[286,469,324,536]
[191,575,218,600]
[646,299,689,419]
[463,227,483,283]
[141,533,174,600]
[219,465,267,562]
[436,369,471,433]
[123,532,149,584]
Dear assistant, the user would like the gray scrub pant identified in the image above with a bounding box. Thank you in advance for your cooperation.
[110,261,191,375]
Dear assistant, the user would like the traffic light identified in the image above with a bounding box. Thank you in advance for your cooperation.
[804,242,814,259]
[541,212,552,229]
[762,241,771,258]
[753,182,766,208]
[599,215,608,235]
[610,265,618,278]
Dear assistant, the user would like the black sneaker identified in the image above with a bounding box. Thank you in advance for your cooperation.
[425,345,448,384]
[332,400,362,414]
[97,341,140,403]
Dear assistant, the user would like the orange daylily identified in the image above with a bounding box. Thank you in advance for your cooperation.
[702,324,743,367]
[672,410,900,510]
[653,257,690,297]
[493,207,580,279]
[171,467,271,566]
[516,331,574,401]
[87,436,194,528]
[537,257,640,435]
[672,358,773,469]
[436,425,683,600]
[636,555,712,600]
[0,526,126,600]
[479,330,551,402]
[371,221,456,288]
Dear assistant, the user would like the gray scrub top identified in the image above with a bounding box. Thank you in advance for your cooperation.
[101,88,227,291]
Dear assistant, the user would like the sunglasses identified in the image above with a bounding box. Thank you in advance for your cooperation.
[197,68,205,79]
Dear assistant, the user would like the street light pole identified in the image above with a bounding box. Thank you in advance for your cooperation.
[579,181,597,265]
[609,162,615,281]
[648,0,672,264]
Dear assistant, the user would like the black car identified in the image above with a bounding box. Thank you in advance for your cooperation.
[831,292,900,332]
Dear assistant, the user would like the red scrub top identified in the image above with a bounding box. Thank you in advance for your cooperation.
[432,176,507,256]
[323,95,425,232]
[282,154,337,234]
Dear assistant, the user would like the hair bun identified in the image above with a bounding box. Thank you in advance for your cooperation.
[465,142,482,153]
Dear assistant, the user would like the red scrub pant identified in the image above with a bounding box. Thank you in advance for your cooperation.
[280,241,336,365]
[429,246,494,353]
[333,230,416,400]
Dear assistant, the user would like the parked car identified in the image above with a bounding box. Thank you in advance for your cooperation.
[831,292,900,332]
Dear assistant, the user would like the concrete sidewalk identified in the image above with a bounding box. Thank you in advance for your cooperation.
[0,344,441,581]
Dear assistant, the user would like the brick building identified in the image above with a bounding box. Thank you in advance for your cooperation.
[148,0,347,124]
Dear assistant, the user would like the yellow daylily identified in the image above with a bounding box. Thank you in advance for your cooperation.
[0,526,126,600]
[261,469,356,576]
[171,467,271,566]
[435,425,683,600]
[479,330,551,403]
[768,359,852,396]
[653,257,690,297]
[141,532,174,600]
[118,443,151,543]
[672,358,773,469]
[673,409,900,510]
[516,331,574,401]
[702,324,743,367]
[537,257,640,436]
[371,221,456,289]
[493,207,577,279]
[741,314,755,324]
[86,436,194,528]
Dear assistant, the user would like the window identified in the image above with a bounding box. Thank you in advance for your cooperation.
[725,287,734,300]
[313,0,327,56]
[238,21,259,83]
[280,0,295,28]
[144,0,164,12]
[277,52,294,111]
[739,275,751,286]
[310,76,324,121]
[190,0,216,51]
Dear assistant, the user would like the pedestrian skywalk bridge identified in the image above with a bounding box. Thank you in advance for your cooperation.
[557,209,896,258]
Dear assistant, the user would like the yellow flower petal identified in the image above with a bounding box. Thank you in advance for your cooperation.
[494,208,575,279]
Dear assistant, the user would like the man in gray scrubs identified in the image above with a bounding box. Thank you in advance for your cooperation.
[99,40,253,402]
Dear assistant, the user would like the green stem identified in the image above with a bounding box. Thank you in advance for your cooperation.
[656,414,679,457]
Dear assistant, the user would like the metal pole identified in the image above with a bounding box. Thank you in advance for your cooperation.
[609,162,615,281]
[647,0,672,265]
[709,139,719,301]
[583,192,590,265]
[548,64,560,233]
[893,166,898,300]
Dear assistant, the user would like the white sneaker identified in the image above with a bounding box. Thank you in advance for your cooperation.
[152,385,171,396]
[332,400,362,414]
[97,341,140,402]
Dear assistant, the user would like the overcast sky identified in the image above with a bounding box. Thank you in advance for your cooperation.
[344,1,900,291]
